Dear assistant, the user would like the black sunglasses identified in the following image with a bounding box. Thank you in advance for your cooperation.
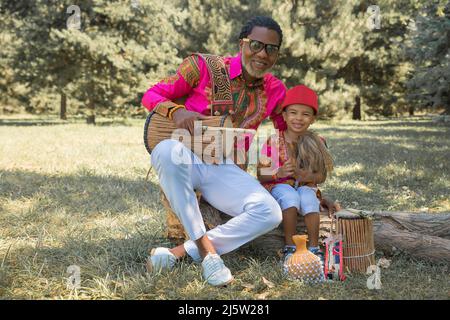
[242,38,280,56]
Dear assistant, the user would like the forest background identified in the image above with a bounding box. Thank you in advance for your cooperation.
[0,0,448,124]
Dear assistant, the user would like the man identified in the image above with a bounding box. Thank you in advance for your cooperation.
[142,16,287,287]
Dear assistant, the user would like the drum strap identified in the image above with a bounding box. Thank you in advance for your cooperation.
[193,53,234,116]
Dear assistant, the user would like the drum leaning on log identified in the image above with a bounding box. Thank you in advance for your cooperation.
[336,211,376,273]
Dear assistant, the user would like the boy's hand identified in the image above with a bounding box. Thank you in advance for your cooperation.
[295,168,315,184]
[277,159,296,178]
[320,197,341,218]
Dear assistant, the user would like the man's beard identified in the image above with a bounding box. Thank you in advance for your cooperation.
[241,55,271,79]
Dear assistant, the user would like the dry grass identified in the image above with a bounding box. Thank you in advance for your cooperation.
[0,116,449,300]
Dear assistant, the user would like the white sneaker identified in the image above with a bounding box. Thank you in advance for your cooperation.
[146,247,177,272]
[201,253,234,287]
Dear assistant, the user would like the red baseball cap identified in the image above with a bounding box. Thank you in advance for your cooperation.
[282,85,318,114]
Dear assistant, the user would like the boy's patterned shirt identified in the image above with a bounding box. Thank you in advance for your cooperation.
[258,130,296,192]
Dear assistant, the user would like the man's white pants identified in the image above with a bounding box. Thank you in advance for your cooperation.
[151,139,282,262]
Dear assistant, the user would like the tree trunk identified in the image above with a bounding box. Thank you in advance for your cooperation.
[352,96,361,120]
[60,93,67,120]
[86,99,95,125]
[352,56,362,120]
[408,106,414,116]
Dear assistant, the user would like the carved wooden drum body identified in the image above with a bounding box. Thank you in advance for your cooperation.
[144,112,236,164]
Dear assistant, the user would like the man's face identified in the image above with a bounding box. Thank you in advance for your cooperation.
[240,26,280,80]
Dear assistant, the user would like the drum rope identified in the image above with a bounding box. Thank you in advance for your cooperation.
[343,250,375,259]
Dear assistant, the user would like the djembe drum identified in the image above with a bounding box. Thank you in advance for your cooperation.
[336,210,375,273]
[144,112,239,164]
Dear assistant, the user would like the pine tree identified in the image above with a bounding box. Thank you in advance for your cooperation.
[175,0,260,57]
[354,0,422,118]
[2,0,437,120]
[5,0,186,123]
[406,1,450,114]
[264,0,365,118]
[0,8,28,113]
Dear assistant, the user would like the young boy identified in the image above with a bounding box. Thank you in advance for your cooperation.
[257,84,340,262]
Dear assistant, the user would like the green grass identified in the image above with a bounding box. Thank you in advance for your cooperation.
[0,116,449,299]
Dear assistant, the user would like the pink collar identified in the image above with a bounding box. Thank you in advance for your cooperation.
[229,53,242,80]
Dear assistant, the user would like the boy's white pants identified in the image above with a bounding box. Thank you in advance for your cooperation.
[151,139,282,262]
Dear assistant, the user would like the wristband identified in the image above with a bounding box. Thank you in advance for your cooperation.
[154,102,176,118]
[168,105,186,120]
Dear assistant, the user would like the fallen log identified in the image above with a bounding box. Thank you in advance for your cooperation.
[371,211,450,239]
[373,220,450,263]
[161,191,450,263]
[370,210,450,263]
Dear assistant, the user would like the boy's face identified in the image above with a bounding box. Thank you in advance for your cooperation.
[282,104,316,134]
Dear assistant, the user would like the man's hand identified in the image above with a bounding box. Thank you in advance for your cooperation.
[277,159,296,178]
[320,197,341,218]
[172,108,208,135]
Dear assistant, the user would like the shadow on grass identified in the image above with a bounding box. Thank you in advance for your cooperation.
[315,121,449,210]
[5,228,449,300]
[359,119,450,129]
[0,231,176,299]
[1,119,449,299]
[0,169,280,254]
[319,120,448,161]
[319,122,450,139]
[0,169,161,216]
[0,169,182,290]
[0,118,136,127]
[19,230,170,274]
[0,119,70,126]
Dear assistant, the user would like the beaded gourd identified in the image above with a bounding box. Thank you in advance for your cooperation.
[284,235,324,284]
